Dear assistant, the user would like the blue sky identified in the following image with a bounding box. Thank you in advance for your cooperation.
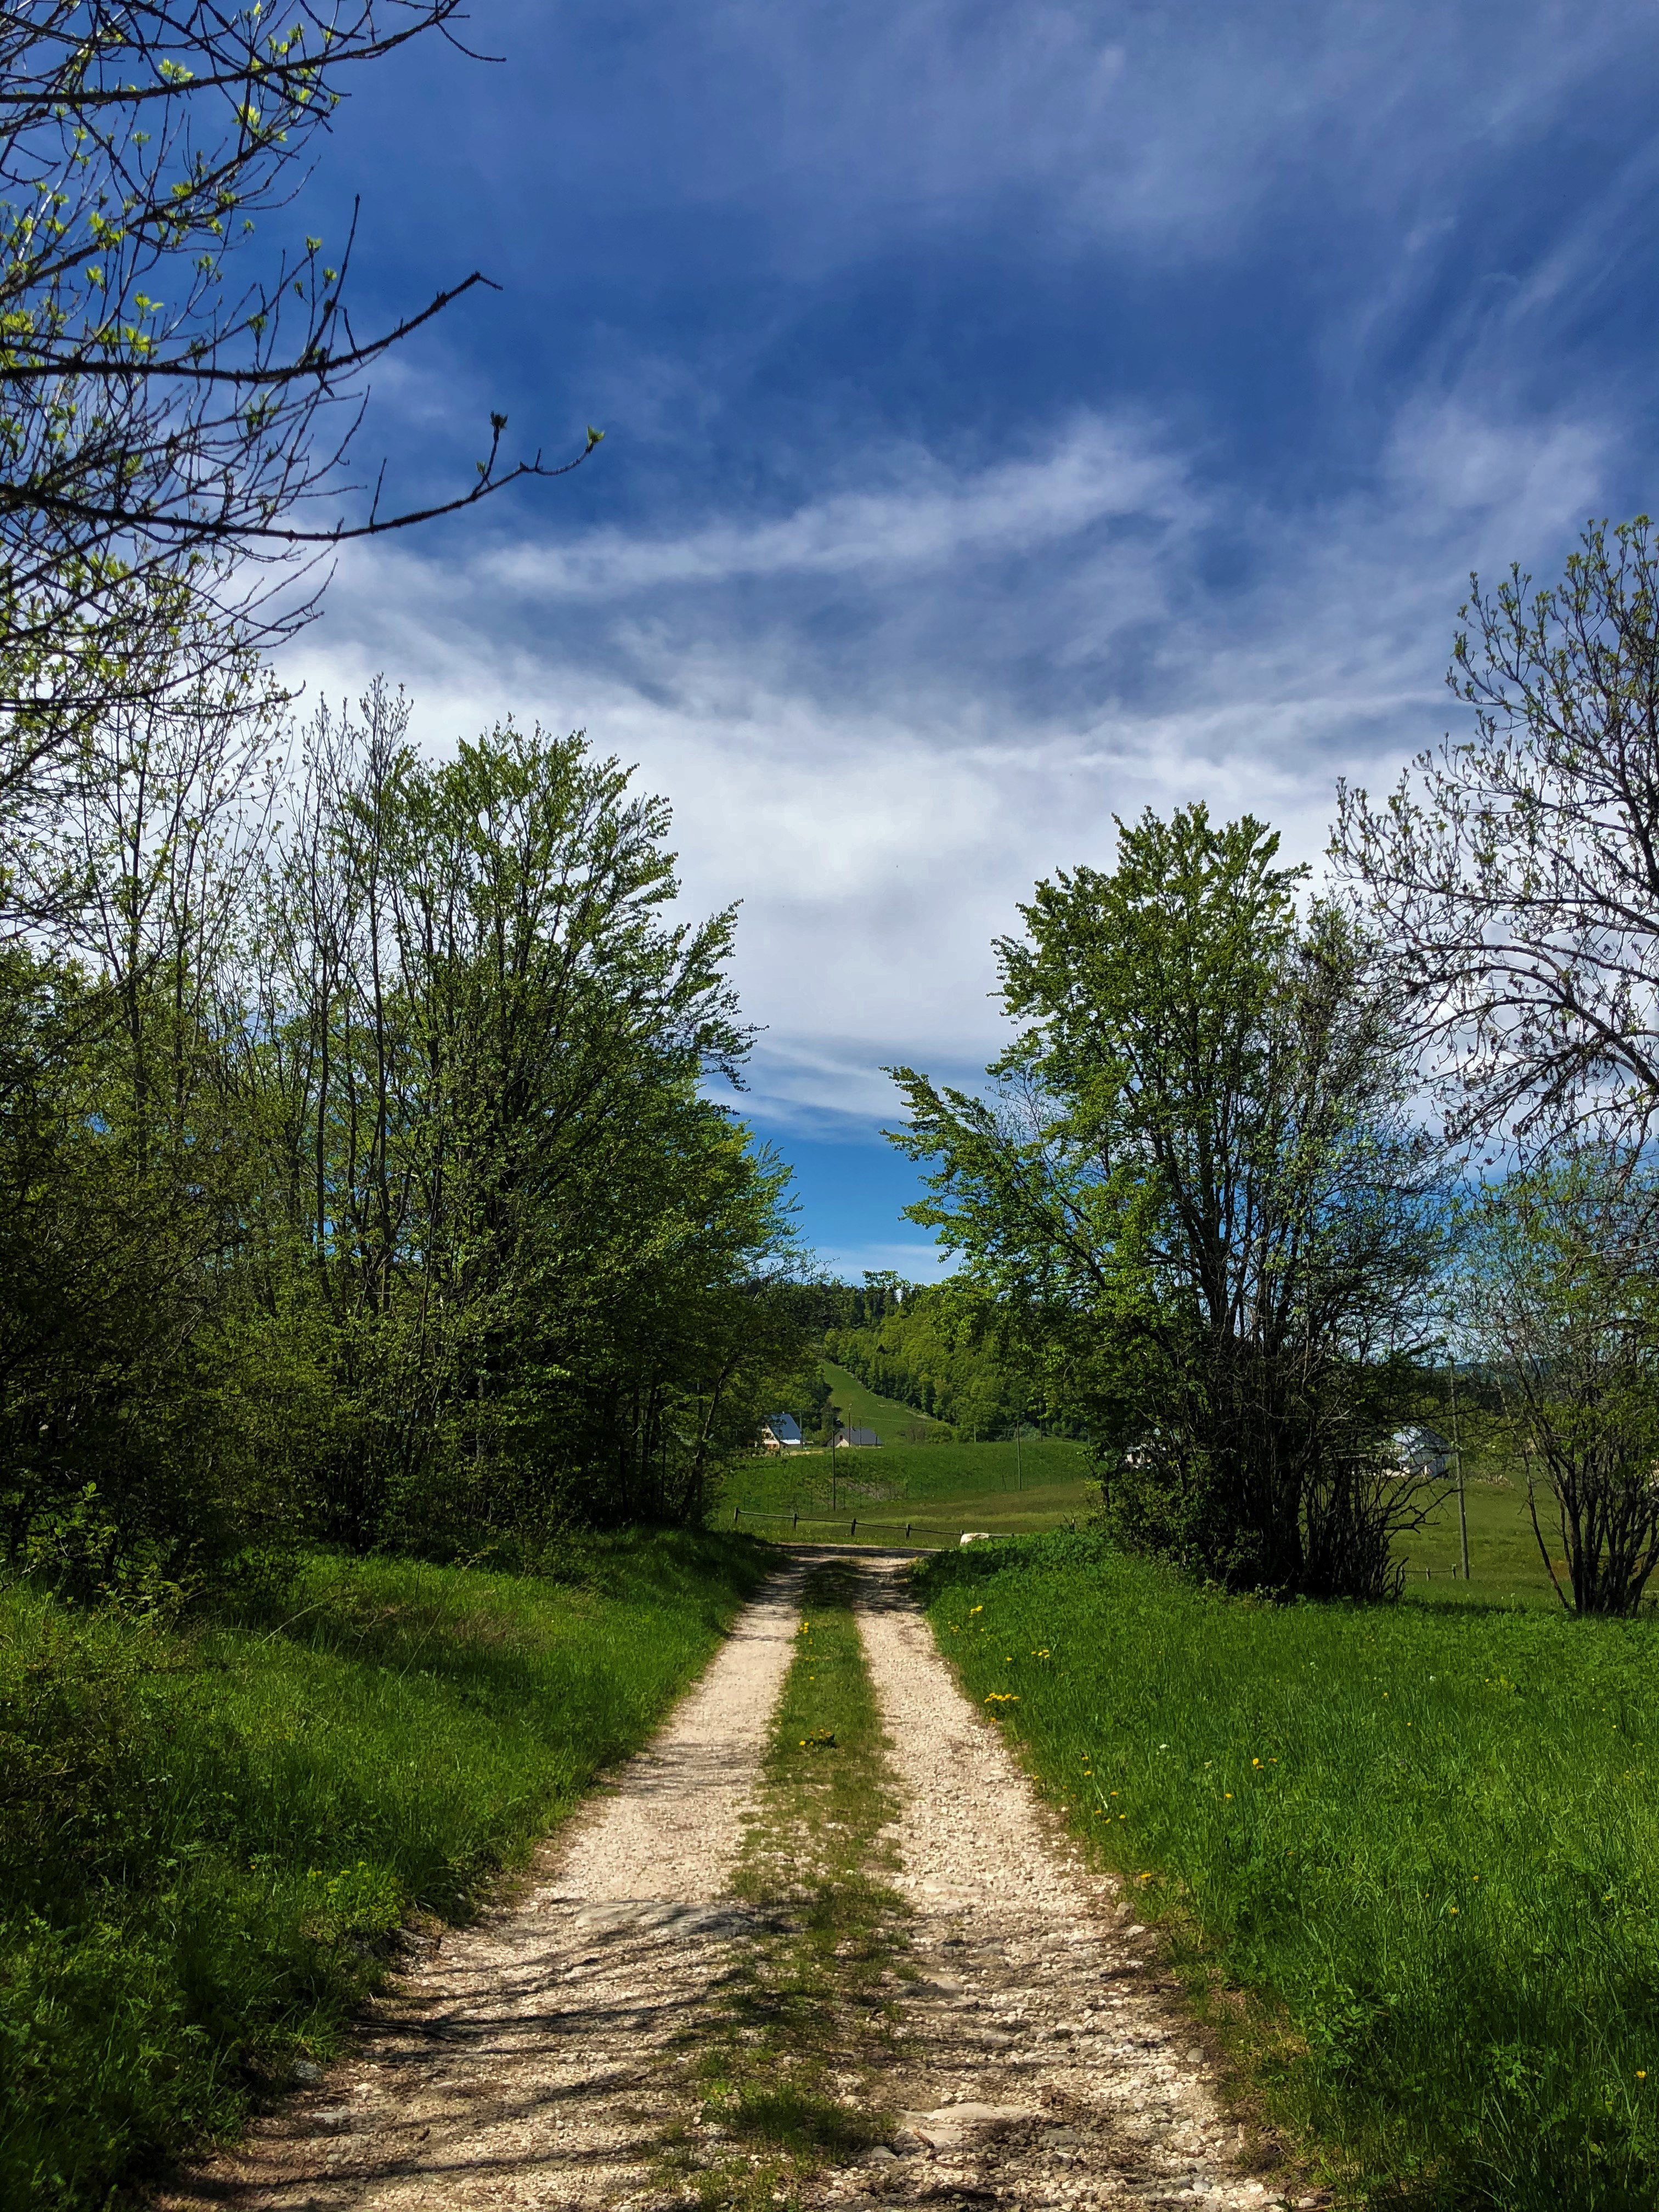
[280,0,1659,1277]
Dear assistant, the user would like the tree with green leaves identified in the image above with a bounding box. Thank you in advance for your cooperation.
[823,1277,1040,1440]
[0,2,599,850]
[234,686,799,1554]
[1459,1148,1659,1615]
[890,805,1448,1598]
[1,669,809,1583]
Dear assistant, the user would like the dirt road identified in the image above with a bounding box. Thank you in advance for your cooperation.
[164,1553,1290,2211]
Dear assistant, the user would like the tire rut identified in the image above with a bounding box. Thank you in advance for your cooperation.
[160,1550,1305,2211]
[160,1562,811,2211]
[839,1557,1285,2210]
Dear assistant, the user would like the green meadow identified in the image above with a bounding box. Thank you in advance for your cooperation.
[732,1383,1567,1599]
[919,1529,1659,2210]
[720,1356,1093,1541]
[819,1359,953,1443]
[0,1533,770,2209]
[724,1438,1093,1543]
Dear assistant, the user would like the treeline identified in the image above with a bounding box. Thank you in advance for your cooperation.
[766,1275,1052,1438]
[894,521,1659,1615]
[822,1280,1053,1438]
[3,682,809,1596]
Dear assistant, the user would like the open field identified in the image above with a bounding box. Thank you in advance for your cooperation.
[723,1435,1094,1545]
[919,1530,1659,2210]
[817,1359,952,1443]
[0,1532,770,2209]
[727,1433,1573,1601]
[1397,1476,1564,1606]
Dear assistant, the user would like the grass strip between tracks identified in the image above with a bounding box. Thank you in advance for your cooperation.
[662,1560,909,2209]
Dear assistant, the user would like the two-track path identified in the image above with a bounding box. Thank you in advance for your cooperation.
[164,1554,1290,2211]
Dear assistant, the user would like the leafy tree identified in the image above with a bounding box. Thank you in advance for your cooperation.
[1459,1147,1659,1615]
[1335,517,1659,1148]
[0,669,808,1581]
[890,805,1448,1598]
[0,943,286,1593]
[825,1277,1045,1439]
[236,685,798,1554]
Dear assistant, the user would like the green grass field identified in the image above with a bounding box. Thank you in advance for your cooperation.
[727,1419,1571,1600]
[918,1530,1659,2209]
[1397,1476,1566,1606]
[0,1532,770,2209]
[818,1359,952,1443]
[727,1361,1093,1543]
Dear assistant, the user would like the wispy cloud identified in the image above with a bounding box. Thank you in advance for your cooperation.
[291,383,1622,1152]
[479,419,1188,599]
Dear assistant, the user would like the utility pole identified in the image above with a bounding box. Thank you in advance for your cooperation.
[1450,1355,1469,1582]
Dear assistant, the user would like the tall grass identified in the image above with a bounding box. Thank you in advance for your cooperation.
[0,1531,770,2208]
[918,1531,1659,2210]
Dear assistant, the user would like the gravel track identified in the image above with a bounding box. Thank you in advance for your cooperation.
[161,1550,1290,2212]
[160,1562,810,2212]
[840,1559,1279,2211]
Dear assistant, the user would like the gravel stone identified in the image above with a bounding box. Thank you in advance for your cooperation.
[159,1551,1285,2211]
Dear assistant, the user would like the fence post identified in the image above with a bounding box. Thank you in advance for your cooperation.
[850,1516,857,1538]
[1449,1356,1470,1582]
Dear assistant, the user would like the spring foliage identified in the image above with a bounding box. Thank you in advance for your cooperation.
[891,806,1449,1598]
[1,681,808,1586]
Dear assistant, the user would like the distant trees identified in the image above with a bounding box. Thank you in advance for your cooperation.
[891,806,1449,1599]
[823,1279,1045,1440]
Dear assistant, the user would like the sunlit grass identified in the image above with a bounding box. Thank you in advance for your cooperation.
[918,1530,1659,2210]
[723,1434,1094,1545]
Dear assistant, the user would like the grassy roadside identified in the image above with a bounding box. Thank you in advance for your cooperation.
[663,1562,908,2208]
[918,1530,1659,2212]
[0,1531,771,2210]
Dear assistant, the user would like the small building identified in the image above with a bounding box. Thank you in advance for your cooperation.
[1391,1425,1451,1479]
[837,1425,881,1449]
[760,1414,804,1451]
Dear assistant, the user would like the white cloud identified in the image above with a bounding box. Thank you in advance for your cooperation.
[286,393,1624,1135]
[524,0,1652,273]
[809,1239,957,1284]
[479,418,1188,599]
